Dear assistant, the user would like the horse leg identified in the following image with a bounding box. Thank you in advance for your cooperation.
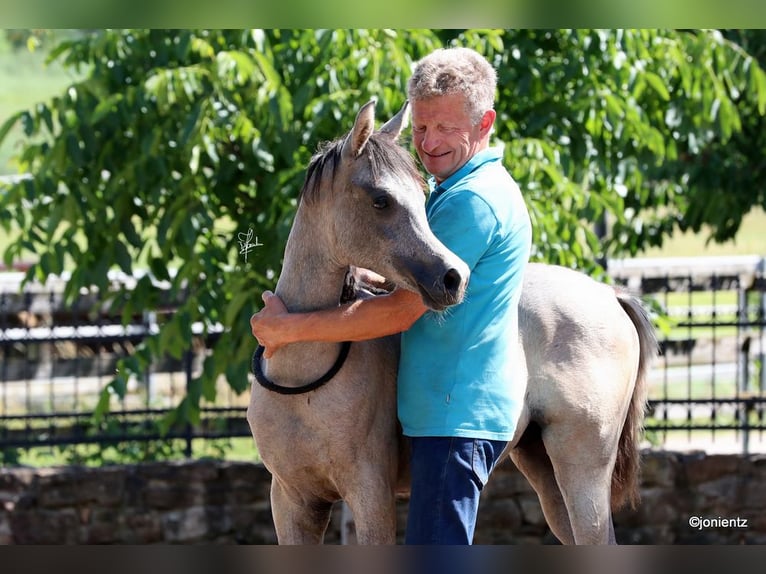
[509,424,574,545]
[550,458,615,545]
[543,428,617,545]
[342,472,398,544]
[270,480,332,544]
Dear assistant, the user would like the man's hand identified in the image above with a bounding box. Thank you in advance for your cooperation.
[250,291,290,359]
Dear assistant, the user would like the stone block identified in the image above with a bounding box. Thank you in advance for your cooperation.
[10,508,80,544]
[144,479,205,510]
[122,511,164,544]
[162,506,211,542]
[682,453,744,485]
[0,468,35,493]
[639,450,679,488]
[476,498,523,534]
[483,465,534,496]
[517,493,546,527]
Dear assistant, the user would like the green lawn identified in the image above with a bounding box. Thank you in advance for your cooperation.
[7,437,261,467]
[639,207,766,258]
[0,33,82,176]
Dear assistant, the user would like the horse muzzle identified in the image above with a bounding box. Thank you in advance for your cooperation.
[416,265,468,311]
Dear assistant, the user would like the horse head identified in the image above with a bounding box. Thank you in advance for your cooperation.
[301,99,469,311]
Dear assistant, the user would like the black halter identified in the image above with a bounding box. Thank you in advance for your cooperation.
[251,341,352,395]
[252,270,358,395]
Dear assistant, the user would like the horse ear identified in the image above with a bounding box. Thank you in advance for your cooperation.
[342,99,376,159]
[378,100,410,141]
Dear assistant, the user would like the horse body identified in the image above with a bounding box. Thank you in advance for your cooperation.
[247,101,657,545]
[514,262,655,544]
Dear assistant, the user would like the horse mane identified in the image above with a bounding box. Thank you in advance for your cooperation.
[300,132,425,205]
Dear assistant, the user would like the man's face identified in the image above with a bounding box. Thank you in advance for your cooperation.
[410,93,493,184]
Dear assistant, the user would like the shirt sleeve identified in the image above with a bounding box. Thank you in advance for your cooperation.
[428,191,498,271]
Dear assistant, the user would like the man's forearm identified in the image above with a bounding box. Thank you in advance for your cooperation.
[282,288,426,344]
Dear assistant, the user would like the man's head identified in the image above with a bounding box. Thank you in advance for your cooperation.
[407,48,498,183]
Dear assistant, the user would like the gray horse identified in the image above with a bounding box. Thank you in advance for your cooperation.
[247,100,657,545]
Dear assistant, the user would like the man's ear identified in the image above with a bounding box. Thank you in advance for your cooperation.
[479,109,496,137]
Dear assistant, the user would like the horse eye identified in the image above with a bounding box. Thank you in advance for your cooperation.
[373,196,389,210]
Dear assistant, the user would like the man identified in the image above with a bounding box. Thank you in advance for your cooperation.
[250,47,532,544]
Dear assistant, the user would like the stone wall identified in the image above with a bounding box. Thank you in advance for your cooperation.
[1,450,764,544]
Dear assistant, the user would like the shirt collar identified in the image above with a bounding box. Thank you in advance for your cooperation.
[429,147,504,195]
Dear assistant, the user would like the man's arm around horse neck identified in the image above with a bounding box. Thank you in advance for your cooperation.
[252,288,427,359]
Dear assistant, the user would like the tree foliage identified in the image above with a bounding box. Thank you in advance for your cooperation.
[1,29,764,421]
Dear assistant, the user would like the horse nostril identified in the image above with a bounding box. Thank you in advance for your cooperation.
[444,268,463,297]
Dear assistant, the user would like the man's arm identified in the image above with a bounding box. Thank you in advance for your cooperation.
[250,288,427,358]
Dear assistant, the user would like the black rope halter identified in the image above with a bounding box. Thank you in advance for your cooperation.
[251,341,352,395]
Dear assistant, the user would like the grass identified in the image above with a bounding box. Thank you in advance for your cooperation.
[639,207,766,258]
[0,33,83,176]
[648,376,739,401]
[5,437,261,467]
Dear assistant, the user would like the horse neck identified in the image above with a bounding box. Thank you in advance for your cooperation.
[261,205,350,387]
[274,207,346,312]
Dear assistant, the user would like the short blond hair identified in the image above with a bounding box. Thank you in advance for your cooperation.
[407,47,497,125]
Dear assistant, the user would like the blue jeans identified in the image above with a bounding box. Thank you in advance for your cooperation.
[405,436,508,545]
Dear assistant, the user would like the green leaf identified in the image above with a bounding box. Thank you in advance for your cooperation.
[216,50,256,86]
[644,71,670,101]
[92,387,112,425]
[149,256,171,282]
[113,241,132,274]
[0,110,23,144]
[158,406,179,436]
[180,100,203,146]
[91,93,124,124]
[65,133,83,166]
[21,111,36,136]
[203,134,219,164]
[121,218,142,249]
[604,93,624,120]
[751,63,766,115]
[201,355,219,401]
[37,103,55,134]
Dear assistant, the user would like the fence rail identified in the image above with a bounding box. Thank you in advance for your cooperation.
[0,269,245,459]
[1,256,765,458]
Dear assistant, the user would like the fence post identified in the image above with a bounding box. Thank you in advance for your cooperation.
[184,348,194,458]
[142,310,157,403]
[740,336,751,456]
[340,502,356,544]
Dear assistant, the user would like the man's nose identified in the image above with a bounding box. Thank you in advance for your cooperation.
[420,129,440,152]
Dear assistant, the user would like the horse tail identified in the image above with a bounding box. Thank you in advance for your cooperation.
[612,292,659,510]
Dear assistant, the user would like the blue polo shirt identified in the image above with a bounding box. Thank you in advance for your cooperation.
[397,147,532,441]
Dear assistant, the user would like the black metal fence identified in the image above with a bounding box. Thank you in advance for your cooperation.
[0,271,251,461]
[1,256,765,459]
[610,255,766,452]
